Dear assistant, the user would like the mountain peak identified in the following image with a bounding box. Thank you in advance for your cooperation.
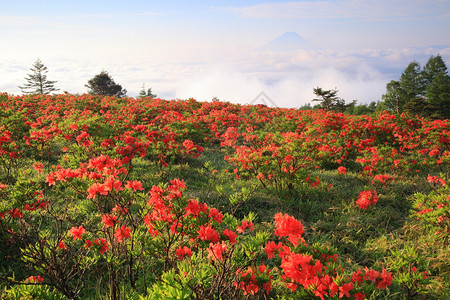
[257,32,320,52]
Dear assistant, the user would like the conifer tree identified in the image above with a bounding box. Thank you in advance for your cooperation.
[19,59,59,95]
[426,72,450,119]
[381,55,450,118]
[138,83,157,99]
[85,71,127,97]
[312,87,353,112]
[399,61,425,100]
[312,87,339,111]
[382,80,404,114]
[422,54,447,86]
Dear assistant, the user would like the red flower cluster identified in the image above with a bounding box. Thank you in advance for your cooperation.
[427,174,446,186]
[355,190,379,209]
[197,225,220,243]
[175,246,192,260]
[114,225,131,242]
[234,264,272,295]
[25,275,44,283]
[69,226,86,240]
[207,241,228,261]
[337,166,347,174]
[274,213,305,247]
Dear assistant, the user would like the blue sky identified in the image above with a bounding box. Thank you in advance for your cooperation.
[1,0,449,107]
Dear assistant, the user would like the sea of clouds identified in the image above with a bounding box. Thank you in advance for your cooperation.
[1,46,449,108]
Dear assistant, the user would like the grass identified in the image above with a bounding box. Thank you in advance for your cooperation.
[144,146,449,298]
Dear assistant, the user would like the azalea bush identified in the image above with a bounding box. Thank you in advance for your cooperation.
[0,93,449,299]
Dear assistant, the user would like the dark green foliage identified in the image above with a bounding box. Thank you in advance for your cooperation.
[312,87,354,112]
[18,59,59,95]
[399,61,425,100]
[382,80,404,114]
[402,97,429,118]
[298,103,312,110]
[422,54,447,86]
[345,101,378,115]
[312,87,339,110]
[85,71,127,97]
[138,84,157,99]
[380,55,450,119]
[381,55,450,119]
[425,67,450,119]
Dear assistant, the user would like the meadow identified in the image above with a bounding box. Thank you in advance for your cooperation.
[0,93,448,299]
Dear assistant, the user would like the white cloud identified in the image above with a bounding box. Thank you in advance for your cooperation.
[173,49,395,107]
[174,46,450,107]
[2,46,449,108]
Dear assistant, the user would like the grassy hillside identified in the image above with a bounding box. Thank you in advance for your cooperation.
[0,93,448,299]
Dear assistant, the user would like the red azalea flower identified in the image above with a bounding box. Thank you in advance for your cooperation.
[33,162,44,174]
[175,246,192,260]
[58,241,66,249]
[354,292,366,300]
[207,242,228,261]
[101,214,118,228]
[69,226,86,240]
[264,241,281,259]
[351,269,364,284]
[338,282,354,298]
[237,220,254,234]
[364,267,379,282]
[125,180,144,191]
[9,208,24,218]
[356,190,378,209]
[427,174,446,186]
[197,224,220,243]
[222,229,237,244]
[169,178,186,191]
[377,269,393,289]
[185,199,207,217]
[94,238,109,254]
[24,204,36,211]
[86,183,108,199]
[114,225,132,242]
[85,240,93,248]
[337,166,347,174]
[209,208,223,223]
[328,281,339,297]
[273,213,304,247]
[25,275,44,283]
[103,176,123,192]
[372,174,393,185]
[112,204,128,215]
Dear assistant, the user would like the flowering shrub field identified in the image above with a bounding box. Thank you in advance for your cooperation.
[0,93,448,299]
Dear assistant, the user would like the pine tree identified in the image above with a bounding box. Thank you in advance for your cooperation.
[312,87,353,112]
[138,83,157,99]
[420,54,450,118]
[312,87,339,111]
[381,56,449,117]
[422,54,447,86]
[426,72,450,119]
[85,71,127,97]
[399,61,425,100]
[19,59,59,95]
[382,80,404,114]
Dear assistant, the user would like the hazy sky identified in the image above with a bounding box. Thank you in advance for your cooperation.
[1,0,449,107]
